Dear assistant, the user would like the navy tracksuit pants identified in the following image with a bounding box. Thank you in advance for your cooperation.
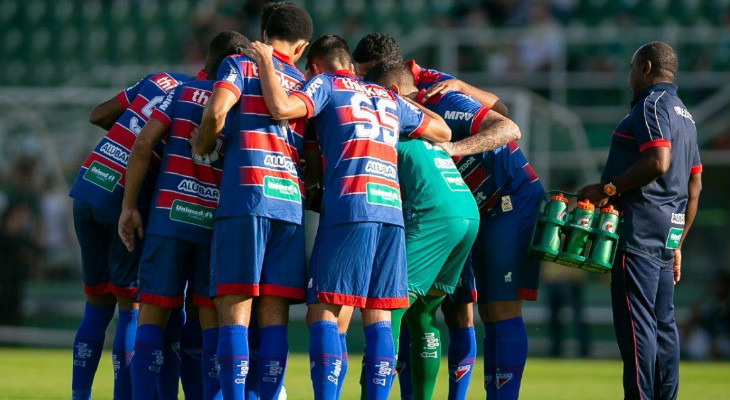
[611,251,679,400]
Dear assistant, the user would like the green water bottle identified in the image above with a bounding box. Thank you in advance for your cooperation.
[588,205,620,266]
[563,199,595,256]
[537,193,569,253]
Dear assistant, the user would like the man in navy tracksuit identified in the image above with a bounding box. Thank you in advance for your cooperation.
[579,41,702,400]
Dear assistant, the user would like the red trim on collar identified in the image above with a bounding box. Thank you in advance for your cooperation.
[333,69,357,78]
[415,88,427,104]
[195,69,207,80]
[406,59,421,83]
[272,48,295,66]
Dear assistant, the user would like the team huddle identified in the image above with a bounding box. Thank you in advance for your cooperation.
[69,2,544,400]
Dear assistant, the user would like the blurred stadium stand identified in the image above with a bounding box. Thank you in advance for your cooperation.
[1,0,729,358]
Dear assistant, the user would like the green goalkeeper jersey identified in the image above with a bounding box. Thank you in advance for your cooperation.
[398,137,479,229]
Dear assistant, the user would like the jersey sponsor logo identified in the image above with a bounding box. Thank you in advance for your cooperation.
[434,157,456,170]
[365,160,397,179]
[365,182,401,208]
[673,106,695,124]
[444,110,474,121]
[457,156,478,175]
[275,70,303,91]
[263,176,301,202]
[176,179,220,201]
[336,78,391,99]
[99,142,129,165]
[191,89,210,105]
[169,199,215,229]
[224,67,240,83]
[158,92,174,112]
[305,77,324,98]
[83,161,121,191]
[152,74,179,92]
[263,154,297,175]
[671,213,685,225]
[442,171,470,192]
[665,227,683,249]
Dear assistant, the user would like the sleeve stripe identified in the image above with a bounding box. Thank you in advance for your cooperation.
[409,114,431,139]
[690,164,702,174]
[643,91,667,140]
[469,106,491,135]
[213,81,242,99]
[291,91,315,119]
[116,91,130,109]
[639,138,672,152]
[150,109,172,129]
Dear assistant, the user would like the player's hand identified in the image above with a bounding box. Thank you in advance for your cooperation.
[436,141,455,156]
[189,127,204,156]
[577,183,609,207]
[673,248,682,285]
[422,79,461,102]
[243,41,273,66]
[118,208,144,252]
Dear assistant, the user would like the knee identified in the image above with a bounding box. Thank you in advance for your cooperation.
[213,295,251,326]
[198,306,218,330]
[256,296,290,327]
[442,303,473,329]
[306,303,340,326]
[86,293,116,307]
[116,296,138,311]
[362,308,390,326]
[481,301,522,323]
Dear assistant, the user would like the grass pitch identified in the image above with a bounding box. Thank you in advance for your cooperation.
[1,348,729,399]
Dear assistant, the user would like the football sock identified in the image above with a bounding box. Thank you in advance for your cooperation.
[364,321,395,400]
[336,333,348,400]
[246,315,260,400]
[404,295,444,400]
[447,326,476,400]
[258,325,288,400]
[131,324,164,400]
[396,324,413,400]
[494,317,527,400]
[309,320,342,400]
[157,309,183,400]
[217,325,249,400]
[180,316,204,400]
[71,302,115,400]
[113,308,138,400]
[201,328,222,400]
[484,322,497,399]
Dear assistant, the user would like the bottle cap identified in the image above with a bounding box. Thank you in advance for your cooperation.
[550,193,569,203]
[576,199,595,211]
[600,205,619,215]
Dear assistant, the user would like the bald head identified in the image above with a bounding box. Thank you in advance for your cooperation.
[635,41,678,80]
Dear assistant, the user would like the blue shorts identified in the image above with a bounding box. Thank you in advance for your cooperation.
[473,191,542,303]
[307,222,408,309]
[210,216,306,301]
[443,253,478,304]
[72,198,140,298]
[138,234,214,309]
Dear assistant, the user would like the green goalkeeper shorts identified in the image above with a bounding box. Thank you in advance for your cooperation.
[404,218,479,296]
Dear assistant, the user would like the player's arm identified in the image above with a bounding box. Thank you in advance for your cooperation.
[674,170,702,284]
[440,110,520,157]
[423,79,509,116]
[195,88,238,155]
[89,97,125,130]
[401,96,451,143]
[243,42,308,120]
[118,117,167,252]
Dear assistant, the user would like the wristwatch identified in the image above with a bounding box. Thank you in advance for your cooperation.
[603,182,617,197]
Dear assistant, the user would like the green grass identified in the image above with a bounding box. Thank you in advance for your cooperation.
[1,348,729,399]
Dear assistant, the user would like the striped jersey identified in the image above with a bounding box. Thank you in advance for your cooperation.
[406,60,454,91]
[416,89,542,215]
[214,51,307,224]
[146,80,226,245]
[292,70,430,228]
[70,71,191,214]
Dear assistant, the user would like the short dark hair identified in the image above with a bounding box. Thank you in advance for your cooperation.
[635,41,678,80]
[307,34,351,71]
[264,3,313,44]
[363,60,411,87]
[260,2,293,38]
[207,31,251,74]
[352,32,402,64]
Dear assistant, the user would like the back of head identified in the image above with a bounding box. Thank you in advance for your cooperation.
[352,32,402,64]
[260,2,294,39]
[364,60,413,91]
[636,41,678,81]
[264,3,313,44]
[206,31,251,78]
[307,34,351,73]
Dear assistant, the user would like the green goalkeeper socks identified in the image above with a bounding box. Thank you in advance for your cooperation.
[404,294,445,400]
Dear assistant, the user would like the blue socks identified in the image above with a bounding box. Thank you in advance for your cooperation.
[396,325,412,400]
[131,324,164,400]
[113,309,138,400]
[217,325,249,400]
[494,317,528,400]
[202,328,222,400]
[364,321,395,400]
[157,309,184,400]
[336,333,348,400]
[71,303,115,400]
[484,322,497,398]
[309,321,342,400]
[258,325,288,400]
[181,316,203,400]
[447,327,476,400]
[246,318,260,400]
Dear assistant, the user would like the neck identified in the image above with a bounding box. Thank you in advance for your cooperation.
[403,87,418,100]
[638,77,673,93]
[268,39,296,63]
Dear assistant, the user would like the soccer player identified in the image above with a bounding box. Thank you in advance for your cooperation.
[578,42,702,400]
[369,60,542,400]
[118,31,250,400]
[70,68,190,399]
[242,33,450,400]
[192,4,313,400]
[352,32,511,399]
